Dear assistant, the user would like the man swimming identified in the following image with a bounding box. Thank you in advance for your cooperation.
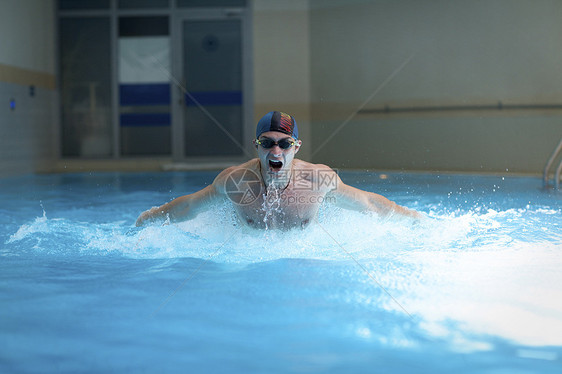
[136,111,422,229]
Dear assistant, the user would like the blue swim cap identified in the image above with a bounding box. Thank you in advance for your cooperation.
[256,111,298,139]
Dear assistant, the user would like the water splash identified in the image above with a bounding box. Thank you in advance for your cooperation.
[4,202,562,350]
[7,209,49,244]
[261,183,284,230]
[6,203,560,264]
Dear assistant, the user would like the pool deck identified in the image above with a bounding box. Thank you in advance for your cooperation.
[51,158,243,173]
[44,158,543,178]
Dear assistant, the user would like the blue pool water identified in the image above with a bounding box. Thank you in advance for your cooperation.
[1,171,561,373]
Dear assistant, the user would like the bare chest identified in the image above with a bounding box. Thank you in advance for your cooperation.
[232,187,324,230]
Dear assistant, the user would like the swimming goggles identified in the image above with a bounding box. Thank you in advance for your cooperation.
[255,138,296,149]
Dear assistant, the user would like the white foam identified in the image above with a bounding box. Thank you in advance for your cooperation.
[7,210,49,243]
[6,204,562,348]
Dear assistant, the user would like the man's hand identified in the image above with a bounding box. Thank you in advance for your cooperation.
[135,206,166,227]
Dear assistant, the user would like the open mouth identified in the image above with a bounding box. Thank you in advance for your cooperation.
[268,160,283,171]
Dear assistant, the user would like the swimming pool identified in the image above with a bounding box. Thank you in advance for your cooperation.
[1,170,561,373]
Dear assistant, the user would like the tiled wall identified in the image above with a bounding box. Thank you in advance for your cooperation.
[0,80,57,175]
[0,0,56,176]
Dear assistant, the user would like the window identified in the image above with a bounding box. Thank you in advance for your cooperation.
[118,17,171,156]
[60,17,112,157]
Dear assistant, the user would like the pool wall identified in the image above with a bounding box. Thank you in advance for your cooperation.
[0,0,57,176]
[2,1,562,177]
[307,0,562,174]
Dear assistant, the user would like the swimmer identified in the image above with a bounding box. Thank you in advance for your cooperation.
[136,111,422,229]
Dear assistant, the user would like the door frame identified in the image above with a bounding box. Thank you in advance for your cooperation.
[171,8,253,162]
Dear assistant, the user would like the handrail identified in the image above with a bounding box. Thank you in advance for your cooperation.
[359,103,562,115]
[543,135,562,189]
[556,158,562,190]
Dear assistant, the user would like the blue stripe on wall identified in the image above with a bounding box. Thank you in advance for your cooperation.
[120,113,171,127]
[185,91,242,106]
[120,83,171,106]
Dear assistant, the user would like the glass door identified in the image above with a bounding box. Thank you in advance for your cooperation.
[118,16,171,156]
[173,12,246,159]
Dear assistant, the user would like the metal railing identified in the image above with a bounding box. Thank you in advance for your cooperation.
[543,135,562,190]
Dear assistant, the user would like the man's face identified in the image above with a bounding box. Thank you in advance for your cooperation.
[255,131,301,177]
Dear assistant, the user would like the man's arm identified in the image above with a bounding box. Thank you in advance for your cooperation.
[327,171,422,219]
[135,183,220,227]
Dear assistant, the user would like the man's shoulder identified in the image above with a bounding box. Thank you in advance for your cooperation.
[213,158,259,194]
[293,159,335,174]
[292,159,339,191]
[213,159,259,189]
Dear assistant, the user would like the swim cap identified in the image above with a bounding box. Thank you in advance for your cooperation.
[256,111,298,139]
